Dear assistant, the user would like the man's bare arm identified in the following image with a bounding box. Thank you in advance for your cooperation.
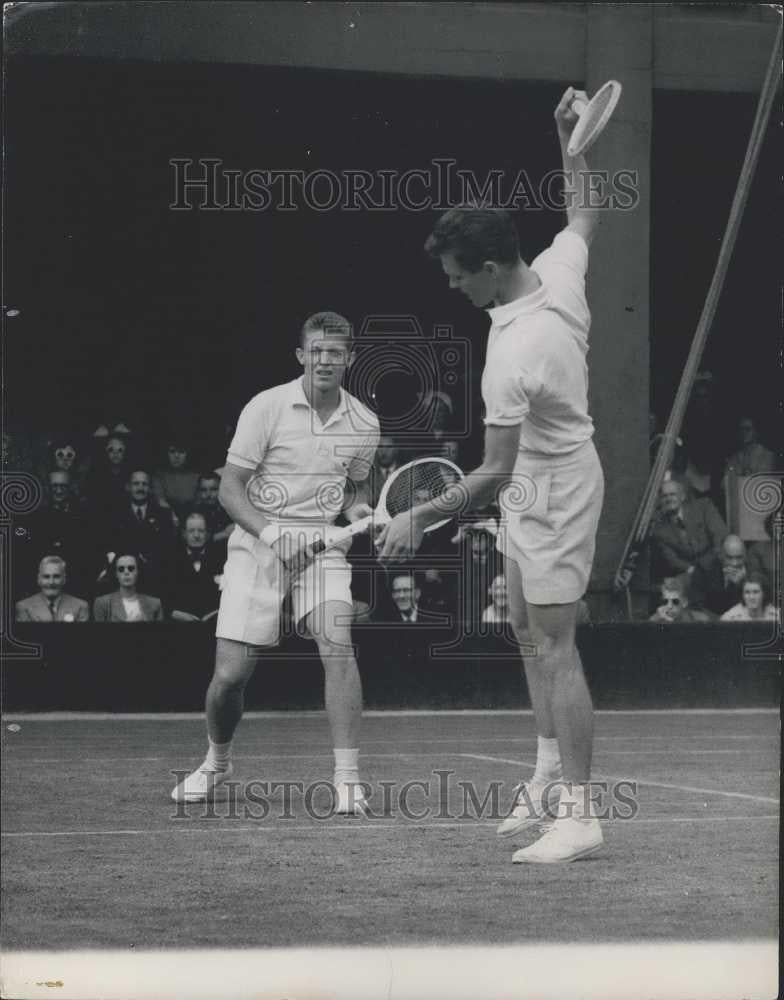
[554,87,599,246]
[218,462,273,539]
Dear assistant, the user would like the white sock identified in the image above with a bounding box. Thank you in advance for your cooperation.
[532,736,562,785]
[205,738,232,771]
[333,747,359,784]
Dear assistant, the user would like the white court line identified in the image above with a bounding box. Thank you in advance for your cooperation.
[1,942,778,1000]
[459,753,781,805]
[4,753,420,764]
[2,815,779,838]
[2,708,779,721]
[3,748,766,766]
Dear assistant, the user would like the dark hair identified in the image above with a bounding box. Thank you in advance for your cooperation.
[743,571,771,607]
[299,311,353,347]
[198,472,220,486]
[424,207,520,272]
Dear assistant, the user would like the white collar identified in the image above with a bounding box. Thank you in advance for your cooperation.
[486,281,548,328]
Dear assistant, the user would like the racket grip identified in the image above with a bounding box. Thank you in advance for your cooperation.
[571,97,588,116]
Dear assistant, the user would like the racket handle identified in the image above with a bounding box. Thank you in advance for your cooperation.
[571,96,588,116]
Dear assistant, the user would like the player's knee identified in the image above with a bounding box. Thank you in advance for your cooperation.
[314,630,354,663]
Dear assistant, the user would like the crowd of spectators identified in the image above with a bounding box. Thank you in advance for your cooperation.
[5,373,779,628]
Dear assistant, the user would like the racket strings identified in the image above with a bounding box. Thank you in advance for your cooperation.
[384,461,460,517]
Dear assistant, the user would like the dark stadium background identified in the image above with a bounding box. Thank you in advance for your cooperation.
[4,57,780,469]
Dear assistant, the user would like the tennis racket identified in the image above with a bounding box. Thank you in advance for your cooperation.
[310,455,465,557]
[567,80,623,157]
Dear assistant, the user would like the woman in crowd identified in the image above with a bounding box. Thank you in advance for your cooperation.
[720,572,779,622]
[151,440,200,527]
[92,552,163,622]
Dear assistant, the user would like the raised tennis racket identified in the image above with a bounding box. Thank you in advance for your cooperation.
[567,80,623,157]
[310,455,465,557]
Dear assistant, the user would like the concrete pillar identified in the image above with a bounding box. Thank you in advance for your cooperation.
[583,5,653,603]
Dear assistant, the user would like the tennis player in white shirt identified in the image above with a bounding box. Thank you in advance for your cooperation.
[377,87,605,862]
[172,311,379,814]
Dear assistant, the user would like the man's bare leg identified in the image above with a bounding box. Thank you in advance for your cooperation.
[496,561,564,837]
[206,638,258,743]
[305,600,365,812]
[171,638,258,801]
[524,601,593,783]
[512,601,603,862]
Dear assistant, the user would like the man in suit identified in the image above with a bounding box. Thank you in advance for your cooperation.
[650,478,727,605]
[388,571,423,623]
[369,434,402,506]
[21,470,94,598]
[704,534,749,616]
[192,473,233,556]
[16,555,89,622]
[168,512,225,621]
[101,469,175,593]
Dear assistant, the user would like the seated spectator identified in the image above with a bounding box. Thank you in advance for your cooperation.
[99,469,175,594]
[418,567,458,620]
[151,440,200,526]
[375,571,443,624]
[650,477,727,606]
[747,512,777,583]
[679,371,727,506]
[192,472,233,547]
[460,522,502,626]
[369,434,403,505]
[84,434,131,512]
[16,555,89,622]
[388,571,423,623]
[720,573,779,623]
[168,512,224,622]
[93,552,163,622]
[21,470,94,599]
[45,436,89,500]
[705,534,749,616]
[482,575,509,625]
[723,416,776,481]
[649,577,715,624]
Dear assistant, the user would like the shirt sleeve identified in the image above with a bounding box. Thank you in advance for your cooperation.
[530,227,590,326]
[226,394,272,471]
[482,350,541,427]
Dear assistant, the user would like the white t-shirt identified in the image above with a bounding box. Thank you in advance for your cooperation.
[227,377,380,529]
[482,227,594,457]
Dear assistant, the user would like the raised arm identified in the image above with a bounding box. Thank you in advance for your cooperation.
[554,87,599,246]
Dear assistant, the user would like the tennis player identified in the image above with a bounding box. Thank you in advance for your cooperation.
[377,88,605,862]
[172,312,379,814]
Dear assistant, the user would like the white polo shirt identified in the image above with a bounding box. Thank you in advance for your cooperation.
[227,377,380,526]
[482,227,594,457]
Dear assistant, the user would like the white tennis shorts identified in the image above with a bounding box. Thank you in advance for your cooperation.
[497,440,604,605]
[215,526,353,646]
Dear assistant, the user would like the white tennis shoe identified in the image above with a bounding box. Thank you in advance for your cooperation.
[334,780,368,816]
[171,762,234,802]
[512,815,603,864]
[496,781,562,838]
